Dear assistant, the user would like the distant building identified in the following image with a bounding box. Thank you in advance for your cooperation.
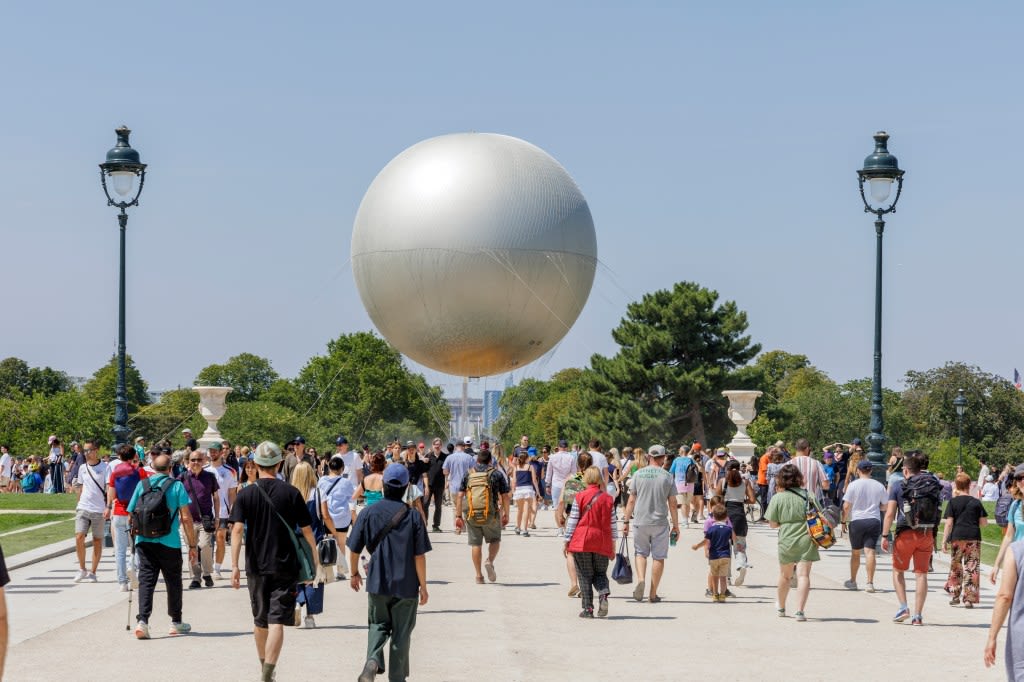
[483,390,502,431]
[446,396,483,442]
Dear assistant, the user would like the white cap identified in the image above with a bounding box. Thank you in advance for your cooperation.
[463,436,473,445]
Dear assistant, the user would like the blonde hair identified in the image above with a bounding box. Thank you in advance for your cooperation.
[583,466,603,487]
[291,462,317,500]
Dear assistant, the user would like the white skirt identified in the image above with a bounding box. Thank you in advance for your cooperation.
[512,487,535,501]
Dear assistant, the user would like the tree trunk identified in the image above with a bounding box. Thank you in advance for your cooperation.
[690,397,706,445]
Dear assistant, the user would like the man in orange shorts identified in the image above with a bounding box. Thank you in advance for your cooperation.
[881,451,942,626]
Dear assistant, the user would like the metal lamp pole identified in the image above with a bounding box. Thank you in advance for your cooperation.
[857,131,905,484]
[953,388,967,470]
[99,127,147,450]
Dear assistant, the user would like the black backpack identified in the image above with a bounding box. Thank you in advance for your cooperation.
[996,495,1016,529]
[684,461,697,484]
[900,473,942,529]
[130,478,178,538]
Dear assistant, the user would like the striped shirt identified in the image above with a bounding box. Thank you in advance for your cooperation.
[790,455,828,500]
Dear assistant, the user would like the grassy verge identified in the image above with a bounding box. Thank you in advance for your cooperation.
[0,494,78,511]
[1,519,76,556]
[0,514,73,534]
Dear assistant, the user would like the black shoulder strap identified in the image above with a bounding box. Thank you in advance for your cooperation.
[326,477,342,495]
[84,463,106,496]
[367,504,408,554]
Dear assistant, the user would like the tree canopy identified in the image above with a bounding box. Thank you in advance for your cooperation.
[195,353,278,401]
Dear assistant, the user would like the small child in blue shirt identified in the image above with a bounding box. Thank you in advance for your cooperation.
[692,504,735,602]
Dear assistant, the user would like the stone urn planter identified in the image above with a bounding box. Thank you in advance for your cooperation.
[192,386,233,448]
[721,390,763,463]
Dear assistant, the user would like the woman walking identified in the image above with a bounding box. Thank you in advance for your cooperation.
[318,455,356,580]
[563,466,618,618]
[512,449,539,536]
[941,472,987,608]
[291,462,328,628]
[715,460,757,585]
[765,463,820,621]
[354,452,386,507]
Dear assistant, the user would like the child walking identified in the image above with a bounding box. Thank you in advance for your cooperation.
[693,504,735,602]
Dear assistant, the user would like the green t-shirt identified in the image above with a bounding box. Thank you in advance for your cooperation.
[126,473,190,549]
[765,487,819,564]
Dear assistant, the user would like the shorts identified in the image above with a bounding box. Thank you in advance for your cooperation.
[512,488,535,501]
[633,524,670,561]
[892,528,934,574]
[75,510,105,539]
[676,491,693,506]
[247,573,298,628]
[675,482,694,495]
[849,518,882,551]
[466,516,502,546]
[334,524,351,534]
[551,486,563,507]
[709,557,730,577]
[217,518,232,530]
[0,476,9,487]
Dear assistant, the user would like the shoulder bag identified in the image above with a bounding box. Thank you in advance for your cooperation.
[314,487,339,566]
[253,482,315,583]
[788,488,835,549]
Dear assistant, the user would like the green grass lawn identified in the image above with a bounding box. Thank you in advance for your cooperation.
[0,513,74,534]
[0,494,78,511]
[0,519,76,556]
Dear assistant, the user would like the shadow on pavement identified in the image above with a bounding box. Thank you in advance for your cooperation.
[499,582,558,588]
[419,609,484,615]
[188,631,253,638]
[604,615,676,621]
[810,617,879,623]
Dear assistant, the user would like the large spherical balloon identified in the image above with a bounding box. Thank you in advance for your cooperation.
[352,133,597,377]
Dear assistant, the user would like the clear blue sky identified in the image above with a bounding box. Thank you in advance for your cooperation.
[1,2,1020,400]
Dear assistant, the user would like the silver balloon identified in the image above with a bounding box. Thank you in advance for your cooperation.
[352,133,597,377]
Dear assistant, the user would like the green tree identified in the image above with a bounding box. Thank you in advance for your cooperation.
[216,401,322,449]
[27,366,74,396]
[195,353,279,401]
[130,389,200,444]
[0,358,31,399]
[82,355,150,420]
[581,281,760,446]
[294,332,446,440]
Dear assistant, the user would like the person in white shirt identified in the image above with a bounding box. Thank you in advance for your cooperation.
[205,442,237,579]
[545,440,578,534]
[334,436,363,487]
[789,438,829,502]
[317,456,356,579]
[981,475,999,501]
[841,459,888,592]
[0,446,12,490]
[587,439,610,487]
[73,439,111,583]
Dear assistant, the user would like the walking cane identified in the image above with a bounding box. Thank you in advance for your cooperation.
[125,533,135,631]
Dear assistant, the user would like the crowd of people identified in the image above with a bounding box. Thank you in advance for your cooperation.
[6,428,1024,680]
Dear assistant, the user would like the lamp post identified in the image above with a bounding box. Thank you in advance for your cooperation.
[99,127,147,450]
[953,388,968,470]
[857,131,905,483]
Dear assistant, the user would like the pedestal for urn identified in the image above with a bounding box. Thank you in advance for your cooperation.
[193,386,233,448]
[722,390,763,463]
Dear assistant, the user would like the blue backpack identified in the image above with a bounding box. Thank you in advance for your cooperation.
[114,466,142,505]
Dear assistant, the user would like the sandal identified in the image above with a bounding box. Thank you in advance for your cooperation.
[649,595,662,604]
[475,576,485,584]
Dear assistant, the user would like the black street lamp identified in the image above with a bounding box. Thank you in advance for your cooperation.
[99,127,147,450]
[953,388,968,470]
[857,131,905,483]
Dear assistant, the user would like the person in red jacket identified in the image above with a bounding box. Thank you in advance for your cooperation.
[563,466,620,618]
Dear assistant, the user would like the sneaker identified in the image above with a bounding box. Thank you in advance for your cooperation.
[86,572,98,583]
[214,569,224,581]
[358,660,380,682]
[843,580,858,591]
[530,524,537,530]
[578,608,594,618]
[735,566,747,586]
[705,588,712,597]
[777,607,786,618]
[168,621,191,636]
[514,528,521,535]
[188,580,202,590]
[597,594,609,618]
[431,526,441,533]
[134,621,150,639]
[522,531,530,537]
[120,583,130,593]
[893,606,910,623]
[949,597,960,606]
[866,582,877,593]
[203,575,214,588]
[724,589,735,598]
[911,614,923,626]
[73,569,88,583]
[794,611,807,622]
[303,616,316,629]
[556,528,564,537]
[633,580,646,602]
[335,571,347,581]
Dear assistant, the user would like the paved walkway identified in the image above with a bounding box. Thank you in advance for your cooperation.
[4,506,1006,681]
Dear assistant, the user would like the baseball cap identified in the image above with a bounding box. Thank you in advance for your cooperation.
[208,441,222,451]
[986,475,994,482]
[558,439,569,448]
[405,440,415,448]
[335,436,348,446]
[293,436,306,445]
[48,435,57,444]
[253,441,283,466]
[463,436,473,445]
[1015,464,1024,478]
[774,440,785,448]
[648,444,667,457]
[527,446,537,457]
[383,463,410,487]
[851,437,863,446]
[134,436,145,443]
[715,448,728,457]
[182,428,192,434]
[857,459,874,471]
[823,451,834,460]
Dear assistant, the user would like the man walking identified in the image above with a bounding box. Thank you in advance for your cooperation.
[842,459,887,592]
[422,438,448,532]
[881,451,942,625]
[205,442,237,580]
[455,448,510,583]
[230,442,320,682]
[546,440,578,535]
[669,445,696,529]
[334,436,363,487]
[72,440,110,583]
[442,439,475,532]
[181,448,219,589]
[622,445,678,603]
[790,438,829,503]
[126,452,197,638]
[348,463,431,682]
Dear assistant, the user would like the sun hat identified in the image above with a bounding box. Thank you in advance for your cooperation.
[253,441,283,466]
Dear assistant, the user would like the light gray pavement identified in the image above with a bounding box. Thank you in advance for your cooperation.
[3,505,1008,681]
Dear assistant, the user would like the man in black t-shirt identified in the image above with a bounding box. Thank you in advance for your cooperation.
[230,441,319,682]
[422,438,448,532]
[0,542,9,679]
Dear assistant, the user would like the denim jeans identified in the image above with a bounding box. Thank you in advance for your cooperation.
[112,514,135,585]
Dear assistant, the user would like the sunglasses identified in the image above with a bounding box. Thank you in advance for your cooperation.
[189,458,203,463]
